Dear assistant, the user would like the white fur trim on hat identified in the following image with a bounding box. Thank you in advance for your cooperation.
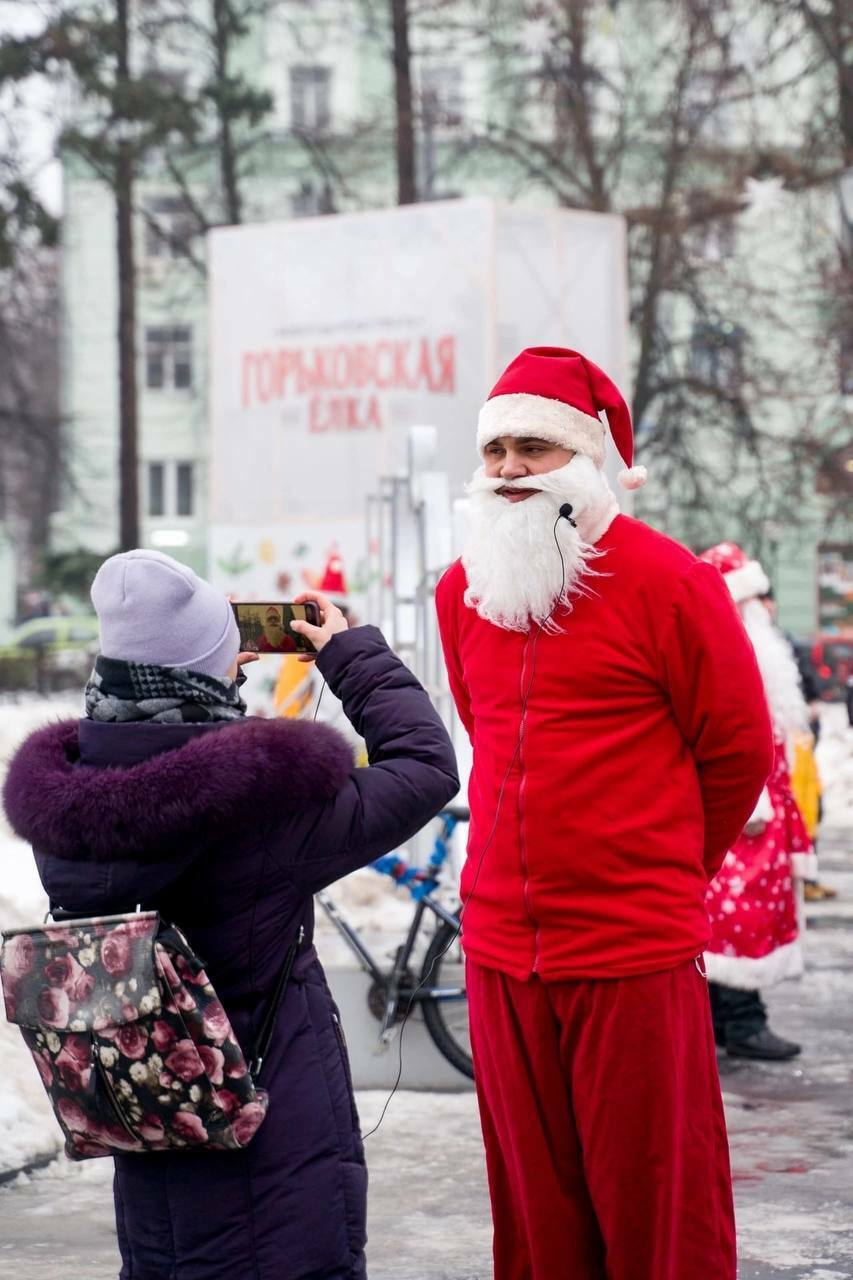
[723,559,770,604]
[477,393,605,465]
[618,465,647,490]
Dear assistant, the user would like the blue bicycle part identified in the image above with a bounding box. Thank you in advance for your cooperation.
[370,811,459,901]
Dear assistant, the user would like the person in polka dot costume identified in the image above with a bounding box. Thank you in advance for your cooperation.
[699,542,814,1061]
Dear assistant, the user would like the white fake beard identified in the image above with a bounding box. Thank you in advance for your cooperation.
[461,454,619,632]
[740,598,809,737]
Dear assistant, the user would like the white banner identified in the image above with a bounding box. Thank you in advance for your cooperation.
[207,197,628,599]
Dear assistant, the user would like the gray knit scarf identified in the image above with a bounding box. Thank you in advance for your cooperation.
[85,655,247,724]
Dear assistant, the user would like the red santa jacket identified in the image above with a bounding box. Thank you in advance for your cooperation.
[436,513,774,981]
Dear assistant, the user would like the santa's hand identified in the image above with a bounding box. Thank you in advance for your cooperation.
[743,818,766,837]
[291,590,348,661]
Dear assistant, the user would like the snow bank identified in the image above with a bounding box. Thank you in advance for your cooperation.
[816,704,853,829]
[0,698,81,1175]
[0,822,57,1177]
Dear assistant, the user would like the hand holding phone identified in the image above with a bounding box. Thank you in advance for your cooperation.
[231,601,322,655]
[290,591,349,662]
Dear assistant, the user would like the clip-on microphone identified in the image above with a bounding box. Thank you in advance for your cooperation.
[558,502,577,528]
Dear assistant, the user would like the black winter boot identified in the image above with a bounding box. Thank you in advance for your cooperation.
[708,982,766,1046]
[725,1027,802,1061]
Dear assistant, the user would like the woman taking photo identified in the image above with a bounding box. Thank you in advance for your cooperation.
[3,549,459,1280]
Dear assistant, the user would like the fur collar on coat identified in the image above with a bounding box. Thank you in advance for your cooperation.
[3,718,353,864]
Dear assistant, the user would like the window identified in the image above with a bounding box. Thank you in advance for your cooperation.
[683,71,733,145]
[146,66,188,96]
[148,463,165,517]
[420,65,464,127]
[176,463,194,517]
[143,196,196,260]
[173,332,192,389]
[145,326,193,391]
[291,179,334,217]
[147,461,196,519]
[290,66,331,132]
[690,321,744,392]
[691,219,736,263]
[841,331,853,396]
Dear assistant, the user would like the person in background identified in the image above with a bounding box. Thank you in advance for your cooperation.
[3,549,458,1280]
[759,587,837,902]
[759,588,821,732]
[700,544,814,1060]
[436,346,773,1280]
[273,552,357,721]
[19,590,52,622]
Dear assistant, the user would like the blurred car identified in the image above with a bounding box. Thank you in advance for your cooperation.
[0,615,99,693]
[810,632,853,701]
[0,614,99,654]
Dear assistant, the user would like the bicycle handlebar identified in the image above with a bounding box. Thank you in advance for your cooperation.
[443,803,470,822]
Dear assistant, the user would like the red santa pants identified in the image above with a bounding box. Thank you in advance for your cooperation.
[466,957,736,1280]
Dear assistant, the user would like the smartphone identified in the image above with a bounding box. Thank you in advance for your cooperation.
[230,602,321,656]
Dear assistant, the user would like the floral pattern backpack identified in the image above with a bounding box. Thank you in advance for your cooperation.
[0,911,300,1160]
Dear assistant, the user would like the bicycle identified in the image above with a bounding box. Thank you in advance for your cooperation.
[315,804,473,1079]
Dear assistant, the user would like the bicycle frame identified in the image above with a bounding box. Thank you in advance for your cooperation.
[315,889,460,997]
[315,810,468,1046]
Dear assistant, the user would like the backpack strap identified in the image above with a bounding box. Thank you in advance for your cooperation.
[249,925,305,1078]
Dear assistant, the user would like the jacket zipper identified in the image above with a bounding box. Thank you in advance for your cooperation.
[94,1052,141,1144]
[518,629,540,972]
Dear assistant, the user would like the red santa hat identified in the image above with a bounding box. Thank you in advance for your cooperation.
[477,346,647,490]
[699,541,770,603]
[319,551,347,596]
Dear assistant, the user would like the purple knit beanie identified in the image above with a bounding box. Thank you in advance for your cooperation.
[91,549,241,676]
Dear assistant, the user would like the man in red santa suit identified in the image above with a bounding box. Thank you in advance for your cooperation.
[435,346,774,1280]
[699,543,814,1061]
[256,604,297,653]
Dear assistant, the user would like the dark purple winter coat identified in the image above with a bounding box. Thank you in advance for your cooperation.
[3,626,459,1280]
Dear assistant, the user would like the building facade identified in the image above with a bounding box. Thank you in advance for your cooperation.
[52,0,851,633]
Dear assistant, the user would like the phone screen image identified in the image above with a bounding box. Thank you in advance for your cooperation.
[230,603,318,655]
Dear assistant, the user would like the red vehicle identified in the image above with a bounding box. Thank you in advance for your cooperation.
[811,632,853,701]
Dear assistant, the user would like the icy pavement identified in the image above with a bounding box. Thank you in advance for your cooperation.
[0,832,851,1278]
[0,702,850,1276]
[725,829,853,1280]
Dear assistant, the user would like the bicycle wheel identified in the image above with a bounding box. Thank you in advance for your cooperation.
[420,916,474,1079]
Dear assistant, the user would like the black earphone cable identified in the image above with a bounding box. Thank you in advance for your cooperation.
[362,508,571,1139]
[313,678,327,721]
